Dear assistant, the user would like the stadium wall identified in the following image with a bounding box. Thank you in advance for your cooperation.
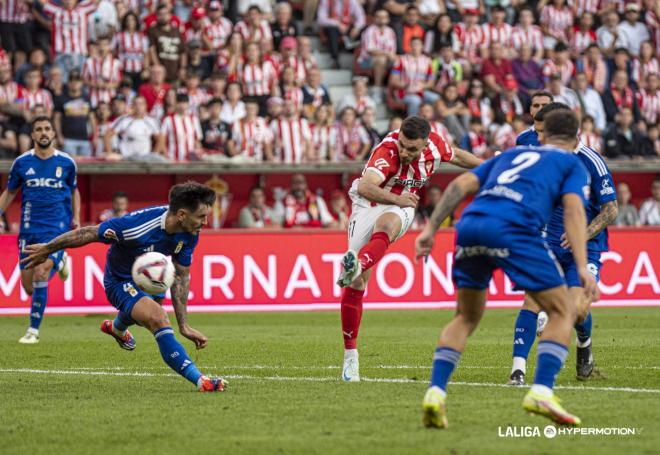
[1,228,659,315]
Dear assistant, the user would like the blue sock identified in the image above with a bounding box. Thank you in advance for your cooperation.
[430,346,461,392]
[512,309,538,361]
[48,266,57,280]
[574,312,592,344]
[113,311,136,333]
[29,282,48,330]
[154,327,203,386]
[534,341,569,389]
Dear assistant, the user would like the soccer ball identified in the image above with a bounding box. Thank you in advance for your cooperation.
[131,252,176,295]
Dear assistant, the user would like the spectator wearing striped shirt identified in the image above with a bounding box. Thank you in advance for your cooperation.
[317,0,366,68]
[511,8,544,62]
[632,41,659,89]
[0,0,32,69]
[82,36,122,108]
[357,9,397,97]
[330,106,370,162]
[636,73,659,126]
[229,97,273,162]
[569,12,597,58]
[575,44,608,94]
[115,12,150,92]
[389,37,439,115]
[202,2,233,68]
[539,0,574,49]
[310,104,333,162]
[234,5,273,46]
[20,67,53,118]
[240,42,278,116]
[158,93,203,161]
[270,98,312,164]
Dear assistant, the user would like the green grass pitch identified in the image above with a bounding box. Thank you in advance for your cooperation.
[1,308,658,454]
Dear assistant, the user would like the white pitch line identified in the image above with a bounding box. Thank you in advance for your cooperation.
[1,368,659,394]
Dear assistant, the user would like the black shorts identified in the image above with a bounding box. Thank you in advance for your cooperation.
[0,22,33,53]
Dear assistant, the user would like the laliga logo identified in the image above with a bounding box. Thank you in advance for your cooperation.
[25,178,63,189]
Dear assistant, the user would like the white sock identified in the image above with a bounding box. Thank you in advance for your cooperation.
[27,327,39,336]
[576,337,591,348]
[111,324,126,337]
[512,356,527,374]
[429,385,447,399]
[344,349,358,360]
[530,384,553,397]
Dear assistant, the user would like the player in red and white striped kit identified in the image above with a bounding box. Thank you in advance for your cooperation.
[337,116,483,382]
[159,93,203,161]
[82,36,122,108]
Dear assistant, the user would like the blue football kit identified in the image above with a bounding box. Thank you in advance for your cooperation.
[515,127,540,147]
[453,145,590,292]
[7,149,77,269]
[98,205,199,317]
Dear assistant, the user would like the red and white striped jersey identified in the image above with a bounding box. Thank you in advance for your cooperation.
[204,18,233,50]
[310,123,332,160]
[82,55,122,107]
[454,23,485,62]
[0,0,30,23]
[570,28,597,55]
[0,81,24,104]
[645,10,660,56]
[270,117,312,164]
[114,31,149,73]
[231,116,273,161]
[43,0,97,55]
[234,19,272,43]
[573,0,600,16]
[21,88,54,112]
[580,131,602,153]
[392,54,433,97]
[183,24,204,44]
[636,89,660,125]
[331,121,370,161]
[631,58,659,86]
[429,121,454,146]
[161,113,203,161]
[481,22,513,48]
[540,5,574,43]
[357,24,397,63]
[542,59,575,85]
[277,55,307,85]
[183,88,211,115]
[282,85,304,113]
[350,131,454,203]
[240,60,277,96]
[511,25,543,50]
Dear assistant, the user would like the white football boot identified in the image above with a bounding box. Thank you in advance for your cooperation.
[18,328,39,344]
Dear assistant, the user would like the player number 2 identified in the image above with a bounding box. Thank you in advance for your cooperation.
[496,152,541,184]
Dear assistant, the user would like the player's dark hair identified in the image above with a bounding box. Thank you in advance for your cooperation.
[544,110,579,141]
[533,102,571,122]
[530,90,554,103]
[31,116,54,131]
[400,116,431,140]
[169,181,216,213]
[112,191,128,200]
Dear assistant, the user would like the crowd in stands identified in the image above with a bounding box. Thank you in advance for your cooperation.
[0,0,657,163]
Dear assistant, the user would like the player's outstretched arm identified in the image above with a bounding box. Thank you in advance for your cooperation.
[358,170,419,208]
[415,172,480,260]
[20,225,100,269]
[450,148,484,169]
[562,194,599,300]
[171,261,208,350]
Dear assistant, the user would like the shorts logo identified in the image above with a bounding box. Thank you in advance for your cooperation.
[55,166,62,178]
[104,229,118,242]
[600,179,614,196]
[587,263,599,277]
[123,283,138,297]
[174,241,183,254]
[374,158,390,171]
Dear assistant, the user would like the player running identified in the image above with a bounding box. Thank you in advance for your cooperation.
[507,103,618,385]
[415,110,598,428]
[336,116,482,382]
[21,182,227,392]
[0,116,79,344]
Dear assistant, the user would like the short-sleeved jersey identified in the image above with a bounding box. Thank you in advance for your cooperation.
[465,145,590,232]
[545,143,616,252]
[7,149,77,235]
[515,127,540,146]
[98,205,199,282]
[349,131,454,204]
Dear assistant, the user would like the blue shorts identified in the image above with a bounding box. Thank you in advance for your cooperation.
[18,233,65,271]
[104,276,165,317]
[551,246,602,287]
[452,214,566,292]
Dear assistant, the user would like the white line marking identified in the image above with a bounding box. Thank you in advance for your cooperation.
[1,368,658,394]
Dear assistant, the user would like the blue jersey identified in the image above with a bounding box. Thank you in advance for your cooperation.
[98,205,199,282]
[515,127,540,146]
[464,146,590,233]
[545,143,617,253]
[7,149,77,235]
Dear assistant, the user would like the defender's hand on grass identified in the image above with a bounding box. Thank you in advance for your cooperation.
[20,243,50,269]
[180,324,208,349]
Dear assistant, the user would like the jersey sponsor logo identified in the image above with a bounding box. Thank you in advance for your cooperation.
[25,167,36,176]
[393,177,429,188]
[123,283,138,297]
[374,158,390,170]
[103,228,118,242]
[25,177,64,189]
[600,179,614,196]
[174,241,183,254]
[55,166,62,178]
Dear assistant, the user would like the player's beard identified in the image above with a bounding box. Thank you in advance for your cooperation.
[36,136,53,149]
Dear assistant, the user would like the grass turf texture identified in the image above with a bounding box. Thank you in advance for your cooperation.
[1,308,658,455]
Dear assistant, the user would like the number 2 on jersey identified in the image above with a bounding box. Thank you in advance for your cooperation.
[496,152,541,184]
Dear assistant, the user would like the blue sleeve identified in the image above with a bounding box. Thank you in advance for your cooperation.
[7,160,23,191]
[174,235,199,267]
[590,163,617,205]
[66,161,78,189]
[459,134,471,151]
[560,158,590,203]
[470,155,497,185]
[98,217,128,244]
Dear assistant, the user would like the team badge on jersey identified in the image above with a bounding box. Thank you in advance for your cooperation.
[123,283,138,297]
[174,241,183,254]
[55,166,62,178]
